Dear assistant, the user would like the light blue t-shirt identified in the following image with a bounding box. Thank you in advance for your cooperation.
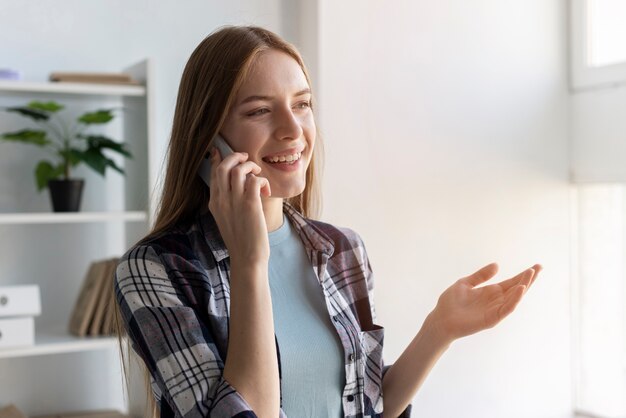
[268,213,345,417]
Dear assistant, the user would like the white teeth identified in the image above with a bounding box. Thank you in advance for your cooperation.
[267,152,301,163]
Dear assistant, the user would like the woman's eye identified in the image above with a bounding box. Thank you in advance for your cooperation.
[295,101,311,110]
[247,108,269,116]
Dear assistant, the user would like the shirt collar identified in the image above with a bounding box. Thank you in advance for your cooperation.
[198,201,335,262]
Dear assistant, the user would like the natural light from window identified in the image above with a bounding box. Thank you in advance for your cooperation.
[588,0,626,67]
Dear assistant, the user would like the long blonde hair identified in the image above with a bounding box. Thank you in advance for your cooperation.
[113,25,324,417]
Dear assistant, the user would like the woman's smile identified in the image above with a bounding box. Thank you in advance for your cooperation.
[262,152,304,172]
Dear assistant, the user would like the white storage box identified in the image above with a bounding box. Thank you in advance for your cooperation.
[0,285,41,317]
[0,317,35,349]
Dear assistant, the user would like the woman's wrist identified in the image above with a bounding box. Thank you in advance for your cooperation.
[382,313,453,417]
[230,257,268,276]
[423,310,455,349]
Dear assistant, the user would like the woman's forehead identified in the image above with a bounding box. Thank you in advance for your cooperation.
[237,49,310,99]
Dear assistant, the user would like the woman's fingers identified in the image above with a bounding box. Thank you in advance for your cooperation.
[230,161,262,196]
[497,267,535,292]
[210,148,271,199]
[497,264,542,293]
[529,264,542,289]
[461,262,499,287]
[213,151,251,192]
[244,174,271,199]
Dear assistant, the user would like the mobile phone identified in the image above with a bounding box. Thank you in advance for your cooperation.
[198,134,235,187]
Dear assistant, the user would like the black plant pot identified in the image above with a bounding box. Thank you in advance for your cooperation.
[48,179,85,212]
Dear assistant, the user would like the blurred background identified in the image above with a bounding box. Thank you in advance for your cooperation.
[1,1,625,417]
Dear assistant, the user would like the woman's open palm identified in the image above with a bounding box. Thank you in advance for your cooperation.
[430,263,542,342]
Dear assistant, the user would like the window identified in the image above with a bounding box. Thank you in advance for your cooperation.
[570,0,626,90]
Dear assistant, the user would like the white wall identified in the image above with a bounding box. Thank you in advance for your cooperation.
[316,1,572,417]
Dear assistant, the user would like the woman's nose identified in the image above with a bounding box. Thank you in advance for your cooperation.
[274,106,304,140]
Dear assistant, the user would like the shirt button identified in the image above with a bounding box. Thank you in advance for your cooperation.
[347,394,355,402]
[348,353,355,361]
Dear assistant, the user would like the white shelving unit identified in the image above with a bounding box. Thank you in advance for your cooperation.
[0,59,157,417]
[0,80,146,97]
[0,212,147,225]
[0,327,118,359]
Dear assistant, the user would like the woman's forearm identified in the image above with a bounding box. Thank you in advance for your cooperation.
[223,261,280,418]
[382,313,452,417]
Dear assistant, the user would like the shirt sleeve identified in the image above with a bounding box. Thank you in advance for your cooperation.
[114,244,258,418]
[356,233,413,418]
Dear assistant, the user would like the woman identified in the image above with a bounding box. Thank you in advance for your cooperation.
[114,25,541,418]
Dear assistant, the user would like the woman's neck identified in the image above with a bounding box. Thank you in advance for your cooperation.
[262,197,284,232]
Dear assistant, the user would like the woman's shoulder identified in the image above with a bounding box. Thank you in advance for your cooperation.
[119,223,195,265]
[298,219,373,270]
[283,202,367,255]
[306,218,366,249]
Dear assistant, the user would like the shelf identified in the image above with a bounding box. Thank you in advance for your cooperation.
[0,80,145,97]
[0,59,153,415]
[0,211,147,225]
[0,327,118,359]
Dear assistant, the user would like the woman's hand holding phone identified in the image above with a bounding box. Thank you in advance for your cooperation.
[207,146,272,266]
[208,144,280,416]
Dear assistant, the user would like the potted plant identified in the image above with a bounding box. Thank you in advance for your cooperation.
[0,101,133,212]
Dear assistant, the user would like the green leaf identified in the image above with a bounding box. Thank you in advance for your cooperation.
[80,148,108,175]
[27,101,64,113]
[35,161,64,191]
[80,148,126,177]
[105,157,125,175]
[78,109,114,124]
[79,135,132,158]
[5,106,49,121]
[1,130,50,146]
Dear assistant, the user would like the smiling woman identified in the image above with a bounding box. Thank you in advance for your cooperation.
[112,24,541,418]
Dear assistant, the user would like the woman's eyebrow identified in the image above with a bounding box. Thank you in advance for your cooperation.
[239,88,311,105]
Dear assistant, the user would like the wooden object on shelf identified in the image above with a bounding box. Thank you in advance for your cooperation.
[101,259,119,336]
[89,258,118,336]
[68,260,108,337]
[49,72,140,85]
[0,404,28,418]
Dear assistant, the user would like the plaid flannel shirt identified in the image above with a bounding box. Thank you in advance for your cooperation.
[115,201,412,417]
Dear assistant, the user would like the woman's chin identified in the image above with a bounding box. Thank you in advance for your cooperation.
[263,182,306,200]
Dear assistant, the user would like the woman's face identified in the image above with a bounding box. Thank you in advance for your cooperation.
[220,49,315,199]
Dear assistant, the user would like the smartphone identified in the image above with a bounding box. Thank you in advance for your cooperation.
[198,134,234,187]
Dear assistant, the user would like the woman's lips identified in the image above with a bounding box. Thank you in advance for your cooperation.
[262,146,305,160]
[263,154,303,172]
